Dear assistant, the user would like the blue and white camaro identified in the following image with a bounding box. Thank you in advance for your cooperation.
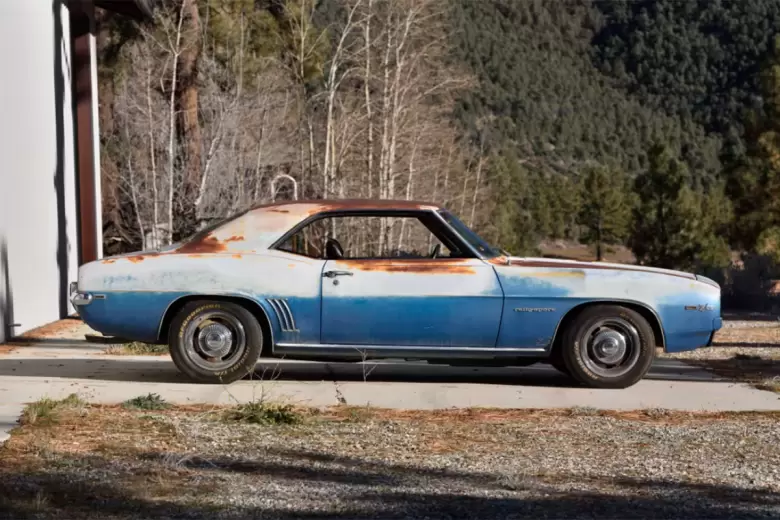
[71,199,722,388]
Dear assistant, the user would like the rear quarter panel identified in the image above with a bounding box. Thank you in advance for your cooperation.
[77,251,323,344]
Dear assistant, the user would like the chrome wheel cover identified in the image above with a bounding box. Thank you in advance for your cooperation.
[183,309,247,372]
[580,317,641,378]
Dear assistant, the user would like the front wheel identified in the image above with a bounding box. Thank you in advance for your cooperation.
[561,305,656,389]
[168,300,263,384]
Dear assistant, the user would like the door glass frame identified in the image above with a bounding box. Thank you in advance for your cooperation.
[270,209,480,261]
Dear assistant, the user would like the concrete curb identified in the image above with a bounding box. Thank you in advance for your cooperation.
[0,404,23,445]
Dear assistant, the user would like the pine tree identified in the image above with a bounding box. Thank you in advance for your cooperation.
[726,34,780,254]
[630,144,731,271]
[486,151,537,256]
[577,166,631,261]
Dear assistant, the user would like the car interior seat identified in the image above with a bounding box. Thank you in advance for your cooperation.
[325,237,344,259]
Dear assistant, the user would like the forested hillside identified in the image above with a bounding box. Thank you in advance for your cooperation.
[96,0,780,307]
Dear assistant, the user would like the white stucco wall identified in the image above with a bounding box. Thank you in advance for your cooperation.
[0,1,81,342]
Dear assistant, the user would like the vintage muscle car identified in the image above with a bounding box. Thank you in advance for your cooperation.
[70,199,722,388]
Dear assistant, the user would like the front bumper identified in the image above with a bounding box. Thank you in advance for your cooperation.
[69,281,93,306]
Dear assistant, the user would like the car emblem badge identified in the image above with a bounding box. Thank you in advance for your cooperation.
[684,304,714,312]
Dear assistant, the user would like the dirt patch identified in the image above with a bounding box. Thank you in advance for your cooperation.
[1,318,88,353]
[18,317,84,339]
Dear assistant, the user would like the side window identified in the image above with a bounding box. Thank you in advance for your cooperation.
[277,214,458,259]
[277,217,329,258]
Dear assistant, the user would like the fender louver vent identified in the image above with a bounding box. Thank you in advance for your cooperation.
[267,298,299,332]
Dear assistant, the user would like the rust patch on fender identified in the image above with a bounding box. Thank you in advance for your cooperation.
[233,254,242,259]
[102,259,116,264]
[127,256,146,263]
[336,259,475,275]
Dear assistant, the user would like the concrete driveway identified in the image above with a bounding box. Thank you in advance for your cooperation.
[1,331,779,422]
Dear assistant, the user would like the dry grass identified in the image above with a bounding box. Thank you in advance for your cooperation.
[19,394,89,427]
[103,342,169,356]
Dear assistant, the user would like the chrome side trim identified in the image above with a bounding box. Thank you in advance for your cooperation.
[268,298,299,332]
[279,299,297,330]
[275,342,546,359]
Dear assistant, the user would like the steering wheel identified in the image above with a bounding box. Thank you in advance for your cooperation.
[429,244,441,259]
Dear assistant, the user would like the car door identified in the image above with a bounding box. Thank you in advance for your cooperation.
[319,212,504,348]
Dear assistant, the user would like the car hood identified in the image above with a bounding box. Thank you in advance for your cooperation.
[497,256,698,280]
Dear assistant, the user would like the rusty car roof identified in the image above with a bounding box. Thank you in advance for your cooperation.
[249,198,443,213]
[176,199,444,256]
[103,199,446,263]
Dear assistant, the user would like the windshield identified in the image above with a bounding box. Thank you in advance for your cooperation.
[438,210,502,258]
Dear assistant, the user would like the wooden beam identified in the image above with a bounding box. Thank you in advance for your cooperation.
[69,1,98,265]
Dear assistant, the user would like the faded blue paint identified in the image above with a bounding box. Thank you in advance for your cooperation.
[263,296,321,345]
[497,299,582,348]
[657,291,722,352]
[491,267,574,349]
[75,262,723,356]
[78,291,187,343]
[320,295,504,347]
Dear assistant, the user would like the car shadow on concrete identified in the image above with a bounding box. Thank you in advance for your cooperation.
[0,356,722,387]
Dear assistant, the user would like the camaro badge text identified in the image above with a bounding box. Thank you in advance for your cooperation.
[684,304,714,312]
[514,307,555,313]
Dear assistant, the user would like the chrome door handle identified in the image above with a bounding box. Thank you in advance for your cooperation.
[323,270,353,278]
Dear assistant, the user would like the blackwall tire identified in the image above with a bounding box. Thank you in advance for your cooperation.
[168,300,262,384]
[561,305,655,389]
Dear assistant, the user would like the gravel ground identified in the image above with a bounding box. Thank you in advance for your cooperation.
[1,406,779,519]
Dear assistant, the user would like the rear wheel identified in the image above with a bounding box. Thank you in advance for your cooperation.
[168,300,262,384]
[561,305,655,389]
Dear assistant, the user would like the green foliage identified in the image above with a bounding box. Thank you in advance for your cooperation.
[726,35,780,252]
[223,401,302,425]
[577,166,632,261]
[450,0,721,179]
[202,0,283,84]
[592,0,780,152]
[123,393,171,411]
[484,151,537,256]
[629,145,731,271]
[20,394,87,426]
[275,0,329,90]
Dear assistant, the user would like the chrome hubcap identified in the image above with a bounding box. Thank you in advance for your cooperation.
[183,310,248,372]
[580,318,641,378]
[198,323,234,358]
[591,329,627,365]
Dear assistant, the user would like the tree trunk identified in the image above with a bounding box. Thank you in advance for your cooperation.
[174,0,202,239]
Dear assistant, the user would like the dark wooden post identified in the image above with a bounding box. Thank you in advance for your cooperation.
[69,0,99,265]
